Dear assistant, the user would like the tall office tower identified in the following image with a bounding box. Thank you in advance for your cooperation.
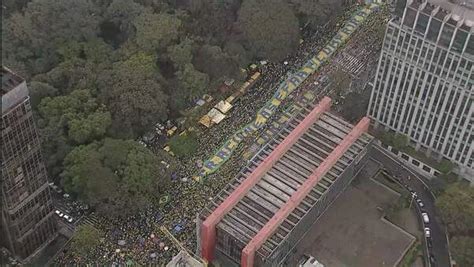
[367,0,474,181]
[1,67,57,260]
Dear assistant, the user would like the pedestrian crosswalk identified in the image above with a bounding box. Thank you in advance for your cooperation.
[336,51,367,76]
[79,213,100,229]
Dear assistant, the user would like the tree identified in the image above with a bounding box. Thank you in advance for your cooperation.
[28,81,59,110]
[237,0,300,61]
[168,132,199,157]
[450,236,474,267]
[71,224,102,256]
[175,63,209,102]
[392,133,409,150]
[2,0,101,76]
[379,132,409,150]
[33,39,115,95]
[224,40,252,66]
[103,0,146,46]
[167,38,194,69]
[133,11,182,52]
[68,111,112,144]
[62,138,172,217]
[181,0,240,44]
[438,159,455,174]
[39,89,111,144]
[99,53,168,137]
[2,0,31,17]
[193,44,241,83]
[38,89,111,178]
[289,0,344,29]
[436,183,474,235]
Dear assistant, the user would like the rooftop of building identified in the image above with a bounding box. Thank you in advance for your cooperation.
[1,67,24,97]
[409,0,474,21]
[201,99,373,261]
[166,251,203,267]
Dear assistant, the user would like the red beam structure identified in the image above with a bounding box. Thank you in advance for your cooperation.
[241,117,370,267]
[200,97,332,263]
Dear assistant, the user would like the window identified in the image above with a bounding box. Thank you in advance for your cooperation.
[415,13,429,34]
[427,19,442,41]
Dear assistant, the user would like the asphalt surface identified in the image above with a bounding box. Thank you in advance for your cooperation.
[370,145,450,267]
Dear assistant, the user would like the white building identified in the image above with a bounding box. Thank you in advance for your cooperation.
[367,0,474,181]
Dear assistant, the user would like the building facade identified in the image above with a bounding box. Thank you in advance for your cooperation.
[367,0,474,180]
[198,97,374,267]
[1,67,57,260]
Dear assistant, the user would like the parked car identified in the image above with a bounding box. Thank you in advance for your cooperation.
[424,227,431,238]
[416,199,424,208]
[429,254,436,265]
[55,210,64,218]
[422,213,430,224]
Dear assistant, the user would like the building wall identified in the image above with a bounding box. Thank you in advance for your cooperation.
[367,2,474,180]
[272,142,372,267]
[211,141,372,267]
[1,86,57,260]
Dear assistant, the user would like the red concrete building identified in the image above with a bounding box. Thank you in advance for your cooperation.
[198,97,374,267]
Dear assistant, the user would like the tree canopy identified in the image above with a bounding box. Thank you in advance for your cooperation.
[436,183,474,267]
[436,183,474,235]
[99,53,168,137]
[2,0,100,76]
[132,11,182,52]
[62,138,172,217]
[237,0,300,61]
[2,0,348,216]
[38,89,111,177]
[289,0,344,29]
[450,236,474,267]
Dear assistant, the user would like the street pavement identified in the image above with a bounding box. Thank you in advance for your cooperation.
[370,145,450,267]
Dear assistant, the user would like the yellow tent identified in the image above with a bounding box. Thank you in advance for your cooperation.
[199,115,213,128]
[208,108,226,124]
[214,100,233,114]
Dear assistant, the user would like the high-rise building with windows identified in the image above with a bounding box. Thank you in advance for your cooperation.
[1,67,57,260]
[367,0,474,180]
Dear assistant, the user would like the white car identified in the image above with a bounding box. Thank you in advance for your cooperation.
[422,213,430,224]
[55,210,64,218]
[416,199,424,208]
[424,227,431,238]
[66,216,74,223]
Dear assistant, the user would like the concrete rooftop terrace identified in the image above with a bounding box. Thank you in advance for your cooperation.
[200,97,373,266]
[1,66,24,96]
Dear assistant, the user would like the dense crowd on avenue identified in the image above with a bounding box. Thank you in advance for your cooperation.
[54,5,389,266]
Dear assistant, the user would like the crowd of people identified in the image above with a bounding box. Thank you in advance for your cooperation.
[54,4,389,266]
